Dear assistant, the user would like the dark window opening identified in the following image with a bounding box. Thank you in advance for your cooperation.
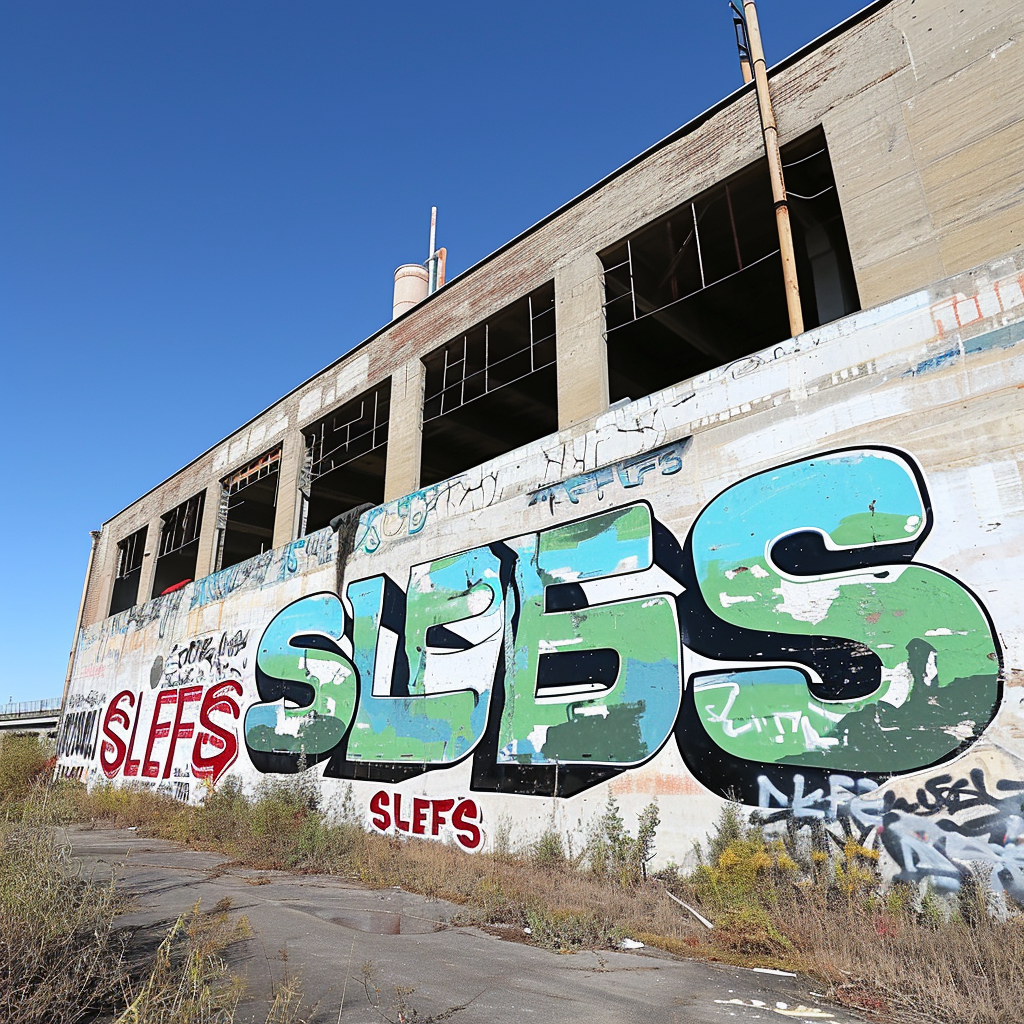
[216,448,281,572]
[601,127,859,404]
[109,525,147,615]
[152,491,205,597]
[421,281,558,486]
[301,380,390,534]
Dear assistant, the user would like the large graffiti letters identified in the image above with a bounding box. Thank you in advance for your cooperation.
[476,504,682,796]
[99,680,242,786]
[343,545,509,779]
[245,593,356,774]
[240,447,1001,804]
[244,506,682,795]
[676,448,1001,804]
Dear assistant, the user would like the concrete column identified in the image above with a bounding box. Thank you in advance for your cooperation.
[81,531,116,627]
[554,253,609,429]
[194,485,223,578]
[383,359,425,502]
[136,515,164,603]
[272,430,305,548]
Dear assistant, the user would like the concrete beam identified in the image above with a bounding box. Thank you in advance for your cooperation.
[136,515,164,604]
[195,484,223,578]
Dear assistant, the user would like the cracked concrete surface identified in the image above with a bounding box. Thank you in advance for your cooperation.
[68,827,866,1024]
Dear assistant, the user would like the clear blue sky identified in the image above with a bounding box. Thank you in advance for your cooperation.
[0,0,869,703]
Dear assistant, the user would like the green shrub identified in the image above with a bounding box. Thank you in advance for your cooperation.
[524,906,621,952]
[587,794,660,887]
[531,828,566,868]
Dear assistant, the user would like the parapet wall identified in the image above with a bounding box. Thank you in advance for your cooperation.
[59,251,1024,897]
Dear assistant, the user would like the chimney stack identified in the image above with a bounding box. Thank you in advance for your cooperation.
[392,264,429,319]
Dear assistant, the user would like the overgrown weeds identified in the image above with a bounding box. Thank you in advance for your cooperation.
[6,731,1024,1023]
[0,817,128,1024]
[116,903,249,1024]
[0,732,52,804]
[659,802,1024,1024]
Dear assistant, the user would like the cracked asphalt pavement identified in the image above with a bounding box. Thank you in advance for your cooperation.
[68,827,865,1024]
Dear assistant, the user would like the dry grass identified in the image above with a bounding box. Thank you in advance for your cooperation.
[0,736,308,1024]
[5,733,1024,1023]
[0,818,128,1024]
[115,903,249,1024]
[662,806,1024,1024]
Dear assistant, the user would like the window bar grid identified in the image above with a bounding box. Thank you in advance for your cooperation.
[528,293,535,374]
[307,392,389,483]
[725,183,743,271]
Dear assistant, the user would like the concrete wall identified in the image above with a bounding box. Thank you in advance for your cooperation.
[78,0,1023,632]
[59,251,1024,904]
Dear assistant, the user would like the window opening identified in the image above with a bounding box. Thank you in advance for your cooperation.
[109,525,147,615]
[601,126,859,404]
[301,379,391,534]
[151,490,205,597]
[421,280,558,485]
[215,447,281,572]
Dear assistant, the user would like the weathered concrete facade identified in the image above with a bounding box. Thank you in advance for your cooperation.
[60,0,1024,894]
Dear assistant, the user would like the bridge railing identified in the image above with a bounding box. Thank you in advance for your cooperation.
[0,698,62,719]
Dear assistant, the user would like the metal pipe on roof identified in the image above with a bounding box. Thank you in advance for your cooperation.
[741,0,805,338]
[730,2,753,83]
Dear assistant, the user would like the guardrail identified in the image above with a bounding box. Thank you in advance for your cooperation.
[0,698,62,719]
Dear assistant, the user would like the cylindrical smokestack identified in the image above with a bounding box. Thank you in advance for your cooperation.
[392,264,429,320]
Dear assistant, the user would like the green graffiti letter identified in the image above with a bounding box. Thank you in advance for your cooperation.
[345,545,504,765]
[244,593,356,763]
[497,504,682,766]
[689,449,1000,773]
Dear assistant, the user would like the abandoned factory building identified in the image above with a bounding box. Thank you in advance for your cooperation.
[56,0,1024,874]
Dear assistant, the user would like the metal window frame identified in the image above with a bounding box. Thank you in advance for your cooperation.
[158,491,205,559]
[600,132,843,337]
[305,381,390,485]
[114,526,147,581]
[422,282,557,424]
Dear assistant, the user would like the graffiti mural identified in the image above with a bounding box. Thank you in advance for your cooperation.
[677,448,1001,804]
[228,447,1001,804]
[56,270,1024,879]
[99,680,243,786]
[91,626,255,797]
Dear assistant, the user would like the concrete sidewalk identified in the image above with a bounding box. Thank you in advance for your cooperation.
[68,827,863,1024]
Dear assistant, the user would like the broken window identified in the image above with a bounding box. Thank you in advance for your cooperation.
[301,380,390,534]
[601,127,859,404]
[421,281,558,485]
[109,525,147,615]
[215,447,281,572]
[151,491,205,597]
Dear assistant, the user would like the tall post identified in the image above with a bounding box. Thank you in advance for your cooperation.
[742,0,804,337]
[427,207,439,295]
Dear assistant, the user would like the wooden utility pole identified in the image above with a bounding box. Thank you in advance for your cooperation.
[741,0,804,337]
